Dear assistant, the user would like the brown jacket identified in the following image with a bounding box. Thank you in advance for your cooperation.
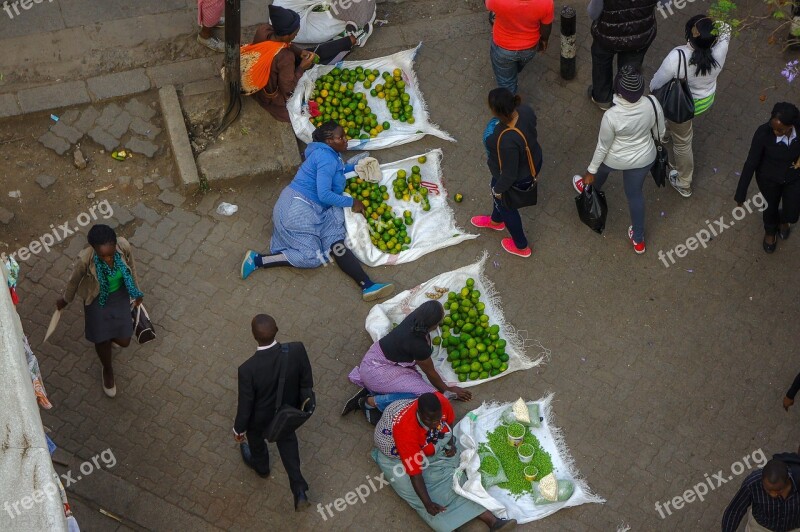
[251,24,304,122]
[63,237,139,305]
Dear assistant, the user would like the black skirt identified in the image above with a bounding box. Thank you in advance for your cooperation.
[84,289,132,344]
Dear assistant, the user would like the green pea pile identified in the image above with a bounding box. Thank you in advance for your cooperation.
[480,455,500,476]
[483,424,554,497]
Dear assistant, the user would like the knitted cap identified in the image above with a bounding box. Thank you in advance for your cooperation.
[268,5,301,36]
[614,65,645,103]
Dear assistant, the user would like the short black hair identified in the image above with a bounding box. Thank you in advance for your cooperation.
[771,102,800,127]
[418,393,442,415]
[312,120,341,143]
[763,459,790,485]
[488,88,520,117]
[87,224,117,247]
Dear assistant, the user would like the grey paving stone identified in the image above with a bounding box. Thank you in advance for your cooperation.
[0,94,20,119]
[129,117,162,140]
[25,260,48,283]
[146,58,216,89]
[124,98,157,122]
[73,107,101,134]
[110,204,135,226]
[107,110,133,139]
[0,207,13,224]
[36,174,57,189]
[87,126,119,151]
[17,81,90,114]
[125,137,159,158]
[50,121,83,144]
[58,109,80,125]
[131,202,161,225]
[156,177,174,191]
[37,131,71,155]
[87,68,151,101]
[117,175,132,186]
[95,103,123,131]
[158,190,186,209]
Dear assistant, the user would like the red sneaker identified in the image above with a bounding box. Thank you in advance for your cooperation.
[572,175,585,194]
[471,215,506,231]
[628,226,646,254]
[501,238,532,258]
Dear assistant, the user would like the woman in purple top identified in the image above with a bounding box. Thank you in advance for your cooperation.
[240,121,394,302]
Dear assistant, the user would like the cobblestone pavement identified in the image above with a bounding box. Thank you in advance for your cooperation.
[6,1,800,531]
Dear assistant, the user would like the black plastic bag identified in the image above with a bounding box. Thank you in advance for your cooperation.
[575,186,607,234]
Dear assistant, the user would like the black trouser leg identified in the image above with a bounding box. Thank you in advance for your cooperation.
[307,37,354,65]
[330,240,371,287]
[277,431,308,495]
[758,178,784,236]
[246,429,270,476]
[780,180,800,225]
[618,46,649,71]
[590,38,615,103]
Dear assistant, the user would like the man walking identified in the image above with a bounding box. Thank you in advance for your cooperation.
[722,456,800,531]
[587,0,658,110]
[234,314,315,511]
[485,0,554,95]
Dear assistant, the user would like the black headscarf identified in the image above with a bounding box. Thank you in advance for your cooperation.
[379,301,444,363]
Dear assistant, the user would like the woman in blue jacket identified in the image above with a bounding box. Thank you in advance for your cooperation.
[240,121,394,302]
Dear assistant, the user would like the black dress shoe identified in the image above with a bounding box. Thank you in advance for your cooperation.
[763,235,777,253]
[240,443,269,478]
[294,490,310,511]
[341,387,370,416]
[491,518,517,531]
[779,225,791,240]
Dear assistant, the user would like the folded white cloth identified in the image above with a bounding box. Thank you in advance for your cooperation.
[355,157,382,182]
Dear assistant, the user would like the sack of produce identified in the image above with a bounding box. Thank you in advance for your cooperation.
[532,473,575,504]
[478,446,508,489]
[500,398,542,428]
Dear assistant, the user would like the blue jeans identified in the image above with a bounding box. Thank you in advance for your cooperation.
[490,40,537,95]
[592,163,650,242]
[372,392,417,412]
[491,176,534,249]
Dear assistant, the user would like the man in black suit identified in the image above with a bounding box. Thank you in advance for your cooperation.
[233,314,314,510]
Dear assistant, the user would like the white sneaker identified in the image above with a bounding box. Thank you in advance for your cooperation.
[572,174,585,194]
[668,170,692,198]
[354,22,373,47]
[197,34,225,53]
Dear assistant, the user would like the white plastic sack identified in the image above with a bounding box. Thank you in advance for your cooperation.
[344,149,477,266]
[364,253,546,388]
[453,395,605,523]
[288,44,456,150]
[273,1,349,44]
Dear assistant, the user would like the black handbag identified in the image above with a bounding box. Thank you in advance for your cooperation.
[265,344,315,443]
[496,126,539,210]
[646,96,669,188]
[131,304,156,344]
[652,49,695,124]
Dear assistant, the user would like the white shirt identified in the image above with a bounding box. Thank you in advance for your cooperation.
[649,24,731,100]
[776,127,797,146]
[256,340,278,351]
[588,95,666,174]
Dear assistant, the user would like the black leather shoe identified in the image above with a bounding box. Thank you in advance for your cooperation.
[491,518,517,530]
[294,491,310,511]
[763,235,777,253]
[779,224,791,240]
[240,443,269,478]
[341,387,369,416]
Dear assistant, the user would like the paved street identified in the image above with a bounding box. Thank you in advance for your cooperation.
[1,0,799,530]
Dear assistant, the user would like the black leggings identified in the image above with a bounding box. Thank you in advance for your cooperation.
[330,240,371,287]
[298,37,353,66]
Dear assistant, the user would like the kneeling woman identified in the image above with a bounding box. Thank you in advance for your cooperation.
[372,393,516,532]
[342,301,472,424]
[241,121,394,302]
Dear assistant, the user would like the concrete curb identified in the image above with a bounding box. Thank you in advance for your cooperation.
[158,85,200,191]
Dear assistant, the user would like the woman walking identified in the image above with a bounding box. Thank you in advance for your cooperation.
[241,120,394,302]
[574,65,665,254]
[734,102,800,253]
[57,225,143,398]
[650,15,731,197]
[342,301,472,424]
[471,88,542,258]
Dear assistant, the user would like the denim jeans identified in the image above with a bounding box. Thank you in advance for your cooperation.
[491,176,533,249]
[373,392,418,412]
[592,163,650,242]
[490,40,537,95]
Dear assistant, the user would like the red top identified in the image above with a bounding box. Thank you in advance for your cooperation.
[487,0,555,51]
[392,393,455,476]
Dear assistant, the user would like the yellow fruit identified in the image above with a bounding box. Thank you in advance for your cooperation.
[417,156,427,164]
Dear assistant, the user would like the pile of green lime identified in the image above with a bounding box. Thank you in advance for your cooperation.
[346,177,410,254]
[370,68,415,124]
[431,278,509,382]
[391,157,431,212]
[309,67,388,140]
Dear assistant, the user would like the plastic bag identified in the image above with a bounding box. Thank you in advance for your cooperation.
[574,184,607,234]
[501,403,542,428]
[216,202,238,216]
[478,446,508,488]
[532,479,576,504]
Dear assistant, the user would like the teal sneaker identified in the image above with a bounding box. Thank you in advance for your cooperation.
[362,282,394,302]
[241,250,258,280]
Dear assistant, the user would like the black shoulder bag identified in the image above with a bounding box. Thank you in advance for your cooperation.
[647,96,669,188]
[265,344,315,442]
[652,49,695,124]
